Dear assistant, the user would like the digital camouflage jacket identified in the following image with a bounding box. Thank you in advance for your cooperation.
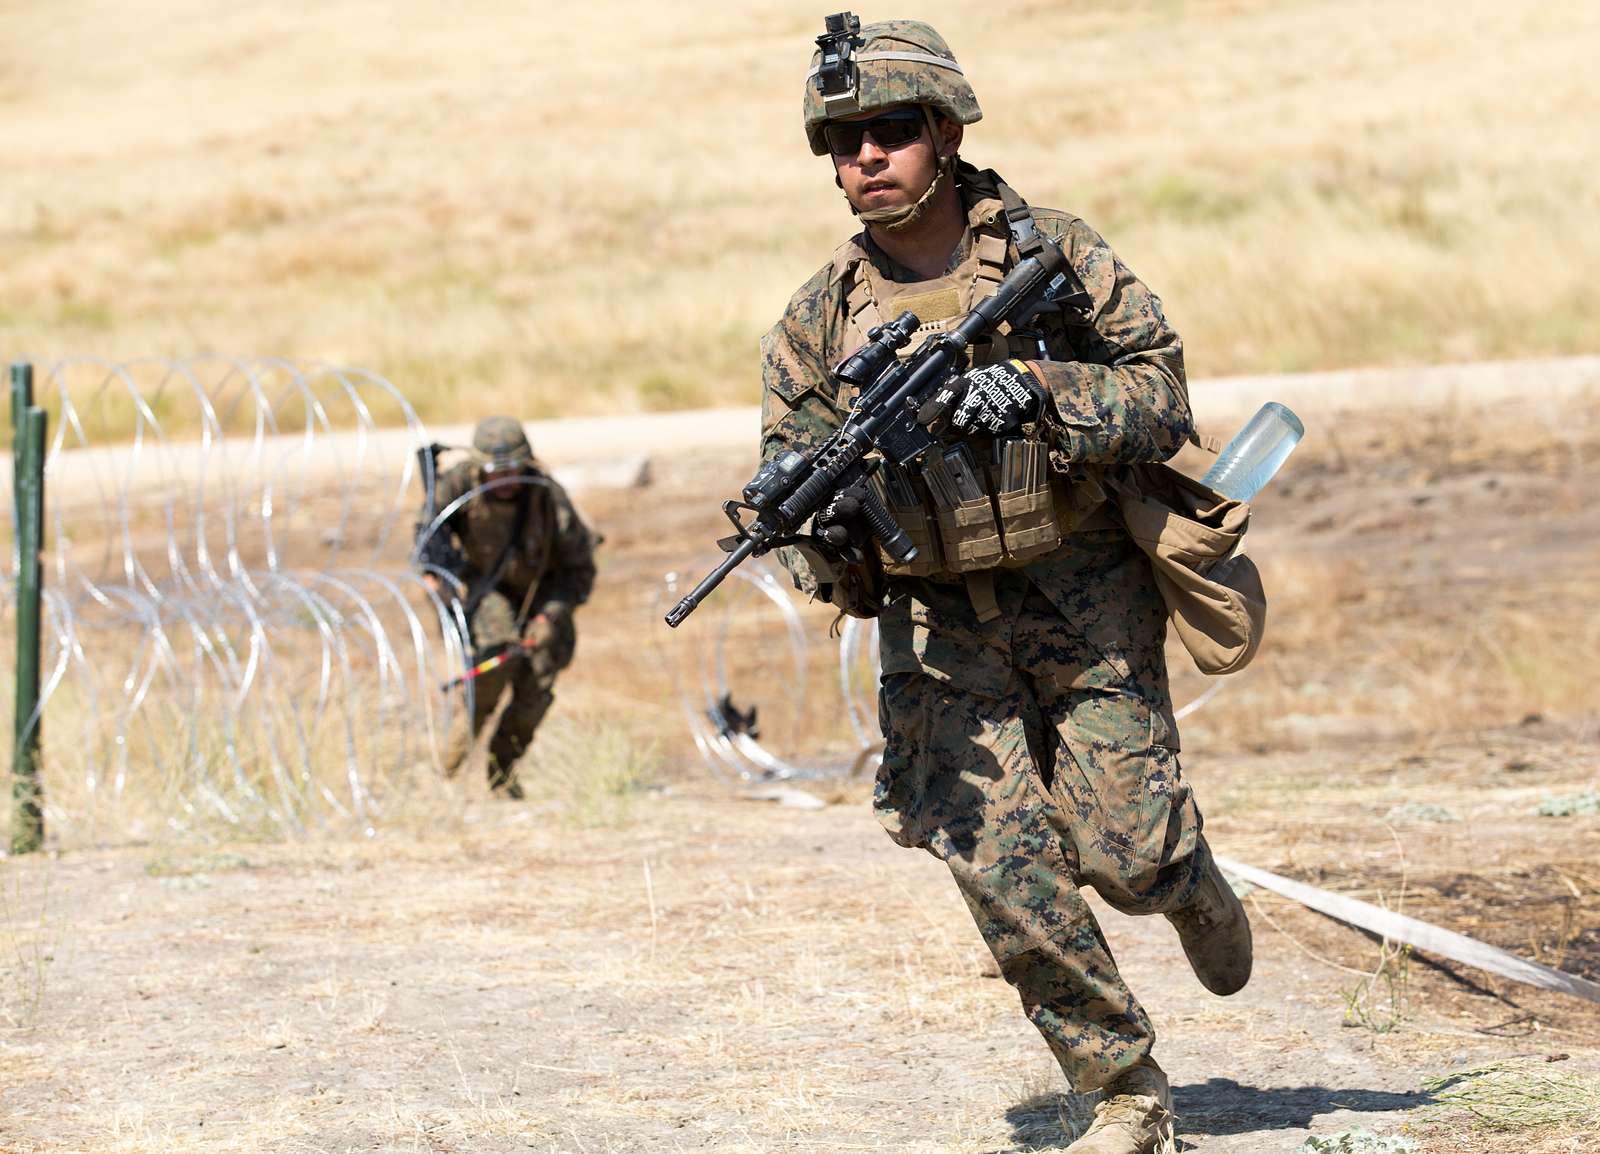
[760,165,1194,697]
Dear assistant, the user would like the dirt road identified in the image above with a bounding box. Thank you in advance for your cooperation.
[16,354,1600,505]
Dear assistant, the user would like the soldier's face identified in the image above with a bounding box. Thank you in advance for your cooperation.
[830,105,961,214]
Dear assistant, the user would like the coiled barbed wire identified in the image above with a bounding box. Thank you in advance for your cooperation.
[1,358,482,844]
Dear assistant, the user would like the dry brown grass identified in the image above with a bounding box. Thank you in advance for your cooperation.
[1174,387,1600,756]
[1186,557,1600,756]
[5,747,1598,1153]
[2,0,1596,425]
[0,866,58,1028]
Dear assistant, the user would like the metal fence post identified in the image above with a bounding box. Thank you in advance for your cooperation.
[11,362,45,854]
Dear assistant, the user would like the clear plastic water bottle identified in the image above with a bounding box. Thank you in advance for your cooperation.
[1200,402,1305,502]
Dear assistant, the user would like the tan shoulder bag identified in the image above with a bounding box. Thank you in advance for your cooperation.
[1111,440,1268,676]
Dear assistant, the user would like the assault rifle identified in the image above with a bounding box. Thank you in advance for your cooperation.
[664,235,1070,627]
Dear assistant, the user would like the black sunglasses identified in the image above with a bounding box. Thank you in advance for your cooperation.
[823,109,926,157]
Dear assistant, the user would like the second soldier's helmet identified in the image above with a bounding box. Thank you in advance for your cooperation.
[472,415,535,473]
[803,14,981,156]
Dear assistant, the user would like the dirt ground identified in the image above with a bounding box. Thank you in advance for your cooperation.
[3,374,1600,1152]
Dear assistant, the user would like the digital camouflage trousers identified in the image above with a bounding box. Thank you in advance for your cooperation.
[874,584,1209,1093]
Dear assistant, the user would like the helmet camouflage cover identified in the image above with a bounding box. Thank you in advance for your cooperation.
[471,415,534,467]
[803,15,981,155]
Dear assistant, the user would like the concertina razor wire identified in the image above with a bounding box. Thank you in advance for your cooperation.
[1,358,476,844]
[0,358,891,844]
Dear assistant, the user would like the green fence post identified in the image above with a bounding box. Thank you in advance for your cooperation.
[11,363,45,854]
[10,360,28,450]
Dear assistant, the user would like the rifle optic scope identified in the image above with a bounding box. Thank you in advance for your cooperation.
[834,311,919,389]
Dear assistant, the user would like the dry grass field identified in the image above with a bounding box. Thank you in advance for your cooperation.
[2,0,1598,423]
[3,380,1599,1152]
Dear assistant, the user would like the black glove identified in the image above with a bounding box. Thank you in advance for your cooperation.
[811,480,873,559]
[931,360,1049,436]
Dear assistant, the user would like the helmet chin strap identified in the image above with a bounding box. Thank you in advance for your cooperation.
[848,106,955,232]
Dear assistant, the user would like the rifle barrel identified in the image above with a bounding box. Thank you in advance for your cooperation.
[665,537,760,627]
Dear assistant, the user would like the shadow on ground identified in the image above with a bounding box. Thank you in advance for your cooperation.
[993,1080,1432,1151]
[992,1092,1095,1153]
[1174,1079,1433,1137]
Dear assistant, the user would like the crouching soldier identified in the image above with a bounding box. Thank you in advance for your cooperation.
[416,416,597,798]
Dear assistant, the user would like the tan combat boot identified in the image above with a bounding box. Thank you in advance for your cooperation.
[1066,1059,1175,1154]
[1166,856,1253,996]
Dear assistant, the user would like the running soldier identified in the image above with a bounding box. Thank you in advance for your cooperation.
[760,15,1251,1152]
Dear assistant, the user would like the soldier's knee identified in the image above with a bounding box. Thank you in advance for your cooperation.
[504,686,554,737]
[467,666,511,717]
[1083,854,1166,909]
[1078,807,1202,913]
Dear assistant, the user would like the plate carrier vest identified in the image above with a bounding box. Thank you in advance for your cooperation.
[830,173,1099,589]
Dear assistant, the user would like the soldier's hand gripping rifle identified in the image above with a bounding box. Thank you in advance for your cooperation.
[664,235,1070,627]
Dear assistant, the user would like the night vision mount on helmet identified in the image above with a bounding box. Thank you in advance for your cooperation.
[813,12,863,119]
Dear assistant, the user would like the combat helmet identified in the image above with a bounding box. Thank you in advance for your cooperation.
[803,13,981,156]
[472,415,535,474]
